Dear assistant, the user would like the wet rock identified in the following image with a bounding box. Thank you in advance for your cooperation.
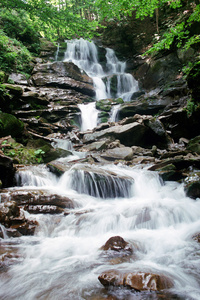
[47,160,71,176]
[192,233,200,243]
[0,201,38,236]
[98,270,173,291]
[101,236,132,253]
[185,180,200,199]
[0,153,15,188]
[24,205,64,214]
[0,189,75,209]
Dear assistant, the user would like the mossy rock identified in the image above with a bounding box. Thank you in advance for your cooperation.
[3,84,23,96]
[187,136,200,154]
[114,98,124,104]
[96,99,112,112]
[0,113,24,138]
[185,181,200,199]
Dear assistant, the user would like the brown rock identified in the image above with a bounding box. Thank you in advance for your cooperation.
[98,270,173,291]
[101,236,132,252]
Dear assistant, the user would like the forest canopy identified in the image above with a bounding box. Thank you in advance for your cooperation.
[0,0,199,74]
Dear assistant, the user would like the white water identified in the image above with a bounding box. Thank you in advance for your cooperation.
[64,38,139,130]
[1,163,200,299]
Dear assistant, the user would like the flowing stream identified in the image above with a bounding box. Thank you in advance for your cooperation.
[1,39,200,300]
[1,160,200,299]
[63,38,139,130]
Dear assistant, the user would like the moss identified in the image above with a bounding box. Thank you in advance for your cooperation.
[96,99,112,112]
[0,112,24,138]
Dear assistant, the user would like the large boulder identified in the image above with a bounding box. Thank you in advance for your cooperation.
[31,61,95,97]
[98,270,173,291]
[83,115,170,149]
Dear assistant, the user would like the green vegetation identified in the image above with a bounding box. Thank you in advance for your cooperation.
[0,139,46,164]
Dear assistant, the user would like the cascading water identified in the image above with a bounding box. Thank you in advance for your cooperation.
[63,38,139,130]
[1,163,200,300]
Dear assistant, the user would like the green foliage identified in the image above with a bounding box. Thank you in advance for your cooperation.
[184,99,199,117]
[0,0,99,41]
[0,29,32,73]
[0,8,40,54]
[1,140,46,164]
[145,4,200,55]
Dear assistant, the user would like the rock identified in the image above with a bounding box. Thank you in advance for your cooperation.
[187,61,200,100]
[98,270,173,291]
[0,112,24,138]
[141,53,181,91]
[9,73,29,85]
[101,147,133,161]
[101,236,132,252]
[159,107,200,142]
[81,140,108,152]
[0,153,15,187]
[83,116,170,149]
[1,189,76,209]
[83,122,148,147]
[118,101,166,120]
[24,205,64,214]
[31,61,95,97]
[192,233,200,243]
[47,160,71,176]
[187,136,200,154]
[3,84,23,96]
[0,200,38,236]
[184,173,200,199]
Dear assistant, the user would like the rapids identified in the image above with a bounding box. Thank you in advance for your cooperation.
[1,162,200,299]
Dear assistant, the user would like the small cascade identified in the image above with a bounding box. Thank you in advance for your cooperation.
[51,138,73,151]
[55,42,60,61]
[110,103,121,122]
[63,38,139,129]
[78,102,99,131]
[0,224,8,239]
[68,166,134,199]
[15,165,58,187]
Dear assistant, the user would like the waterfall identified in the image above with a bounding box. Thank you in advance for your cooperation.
[1,163,200,300]
[63,38,139,130]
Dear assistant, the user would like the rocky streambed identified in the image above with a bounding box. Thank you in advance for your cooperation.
[0,39,200,299]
